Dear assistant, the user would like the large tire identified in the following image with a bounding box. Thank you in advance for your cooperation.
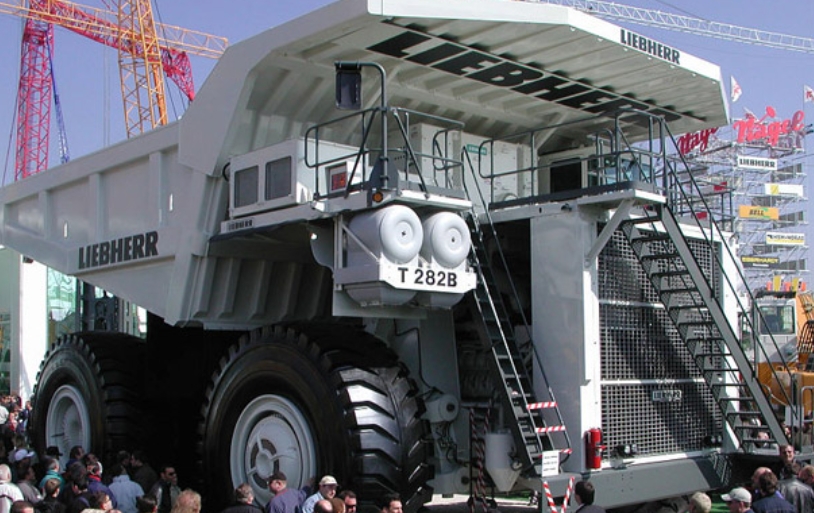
[30,332,146,462]
[198,325,433,513]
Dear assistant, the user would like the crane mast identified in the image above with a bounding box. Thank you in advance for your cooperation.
[15,17,53,180]
[116,0,167,136]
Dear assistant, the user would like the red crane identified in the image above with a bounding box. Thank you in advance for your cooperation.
[4,0,227,180]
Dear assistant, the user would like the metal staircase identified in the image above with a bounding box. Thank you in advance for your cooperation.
[619,204,788,448]
[460,147,572,471]
[465,212,570,471]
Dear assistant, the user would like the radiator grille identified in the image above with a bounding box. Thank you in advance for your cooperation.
[598,229,723,456]
[601,382,722,456]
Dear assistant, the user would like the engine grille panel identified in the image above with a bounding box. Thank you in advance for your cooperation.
[601,381,722,456]
[598,229,723,457]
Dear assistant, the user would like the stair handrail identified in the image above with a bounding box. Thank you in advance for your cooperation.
[460,146,573,458]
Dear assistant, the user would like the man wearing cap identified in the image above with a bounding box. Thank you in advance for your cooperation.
[266,471,305,513]
[301,477,338,513]
[723,487,754,513]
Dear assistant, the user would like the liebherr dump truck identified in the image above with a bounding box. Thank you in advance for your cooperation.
[0,0,800,511]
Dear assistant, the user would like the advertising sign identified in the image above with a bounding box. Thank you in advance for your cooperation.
[736,156,777,171]
[733,106,805,148]
[766,232,805,246]
[739,205,779,220]
[741,256,780,268]
[764,183,805,197]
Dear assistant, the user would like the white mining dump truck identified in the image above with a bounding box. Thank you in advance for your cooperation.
[0,0,799,511]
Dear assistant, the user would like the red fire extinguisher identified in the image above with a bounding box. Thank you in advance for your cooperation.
[585,428,605,469]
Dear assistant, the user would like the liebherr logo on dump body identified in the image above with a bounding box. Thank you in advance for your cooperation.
[78,231,159,270]
[367,27,689,122]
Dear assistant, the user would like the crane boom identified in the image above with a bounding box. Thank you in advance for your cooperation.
[528,0,814,54]
[0,0,227,57]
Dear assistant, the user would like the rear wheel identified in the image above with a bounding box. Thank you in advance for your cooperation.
[30,332,146,461]
[198,325,433,513]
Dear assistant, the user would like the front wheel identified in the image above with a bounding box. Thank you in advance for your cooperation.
[198,325,433,513]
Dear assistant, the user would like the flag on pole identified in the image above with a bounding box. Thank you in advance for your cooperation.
[730,76,742,103]
[805,84,814,102]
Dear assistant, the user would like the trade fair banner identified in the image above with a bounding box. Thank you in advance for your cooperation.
[741,255,780,268]
[765,232,805,246]
[764,183,804,197]
[737,156,777,171]
[738,205,779,220]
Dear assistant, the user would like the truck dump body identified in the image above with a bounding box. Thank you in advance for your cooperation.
[0,0,725,328]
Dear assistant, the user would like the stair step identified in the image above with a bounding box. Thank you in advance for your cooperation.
[624,216,661,226]
[632,233,672,244]
[641,252,680,262]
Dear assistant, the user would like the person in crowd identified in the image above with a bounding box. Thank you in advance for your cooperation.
[753,472,794,513]
[149,467,180,513]
[779,465,814,513]
[107,464,142,513]
[9,437,30,466]
[328,498,343,513]
[265,472,305,513]
[17,403,31,433]
[129,454,156,498]
[14,462,40,505]
[724,488,755,513]
[313,501,332,513]
[83,461,115,511]
[87,492,112,512]
[573,481,605,513]
[775,446,802,481]
[34,479,64,513]
[135,497,156,513]
[301,477,337,513]
[0,464,24,513]
[377,494,401,513]
[10,501,33,513]
[65,449,84,474]
[61,464,93,513]
[686,492,711,513]
[38,460,63,493]
[752,468,774,503]
[220,484,262,513]
[169,490,200,513]
[338,492,356,513]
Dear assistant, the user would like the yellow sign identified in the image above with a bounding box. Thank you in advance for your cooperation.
[738,205,779,220]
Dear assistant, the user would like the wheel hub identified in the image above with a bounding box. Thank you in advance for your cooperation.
[230,395,316,505]
[46,384,91,464]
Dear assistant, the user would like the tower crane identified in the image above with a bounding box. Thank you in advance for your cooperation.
[528,0,814,54]
[0,0,228,180]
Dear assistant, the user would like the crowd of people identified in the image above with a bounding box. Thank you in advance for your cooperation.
[715,444,814,513]
[4,392,814,513]
[0,441,201,513]
[0,442,393,513]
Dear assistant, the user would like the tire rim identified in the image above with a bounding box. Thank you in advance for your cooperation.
[230,395,317,505]
[46,384,92,464]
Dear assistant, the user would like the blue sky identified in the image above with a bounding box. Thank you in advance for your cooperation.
[0,0,812,181]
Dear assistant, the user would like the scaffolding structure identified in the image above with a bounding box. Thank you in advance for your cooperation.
[677,107,809,293]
